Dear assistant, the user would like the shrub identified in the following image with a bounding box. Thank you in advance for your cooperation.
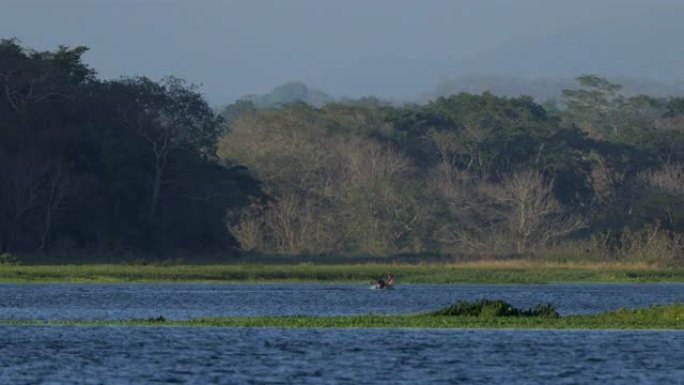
[522,303,559,318]
[431,299,558,318]
[0,253,18,265]
[589,226,684,266]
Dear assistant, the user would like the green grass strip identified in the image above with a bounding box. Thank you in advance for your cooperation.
[2,262,684,283]
[2,303,683,330]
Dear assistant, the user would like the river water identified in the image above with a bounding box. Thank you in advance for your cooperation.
[1,283,683,320]
[1,283,683,384]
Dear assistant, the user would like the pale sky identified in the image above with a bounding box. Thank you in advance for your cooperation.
[2,0,683,104]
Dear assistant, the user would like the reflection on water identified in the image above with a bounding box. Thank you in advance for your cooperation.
[0,326,682,384]
[0,283,683,320]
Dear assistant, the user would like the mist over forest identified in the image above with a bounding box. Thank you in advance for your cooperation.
[2,39,684,265]
[2,1,683,104]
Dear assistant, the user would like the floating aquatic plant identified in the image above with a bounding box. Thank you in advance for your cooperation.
[430,299,558,318]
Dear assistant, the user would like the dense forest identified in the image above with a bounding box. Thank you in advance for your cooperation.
[0,40,261,259]
[2,40,684,264]
[219,77,684,264]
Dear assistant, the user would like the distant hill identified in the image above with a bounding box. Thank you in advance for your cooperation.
[308,8,684,103]
[240,82,334,107]
[234,75,684,110]
[421,75,684,103]
[455,10,684,83]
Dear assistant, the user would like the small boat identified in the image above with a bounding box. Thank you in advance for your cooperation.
[370,273,395,290]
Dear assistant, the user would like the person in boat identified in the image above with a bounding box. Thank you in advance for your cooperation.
[385,273,394,287]
[373,272,394,288]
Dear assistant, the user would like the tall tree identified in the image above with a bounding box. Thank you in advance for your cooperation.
[0,40,261,257]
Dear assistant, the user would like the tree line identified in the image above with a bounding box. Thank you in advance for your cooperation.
[2,40,684,264]
[220,76,684,264]
[0,40,260,259]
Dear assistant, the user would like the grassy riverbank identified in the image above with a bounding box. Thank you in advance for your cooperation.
[2,302,683,329]
[175,303,684,329]
[1,261,684,283]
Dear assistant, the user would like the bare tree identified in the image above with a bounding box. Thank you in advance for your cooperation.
[639,163,684,229]
[429,129,461,183]
[444,170,581,255]
[0,156,71,252]
[38,162,71,252]
[114,77,218,224]
[341,141,422,254]
[484,170,582,253]
[587,151,628,205]
[641,163,684,196]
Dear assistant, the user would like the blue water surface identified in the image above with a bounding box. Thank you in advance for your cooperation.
[0,282,683,320]
[1,283,683,384]
[0,326,682,384]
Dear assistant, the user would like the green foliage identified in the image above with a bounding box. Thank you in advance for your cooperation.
[0,40,262,257]
[589,303,684,324]
[3,262,684,283]
[3,40,683,262]
[4,303,683,330]
[218,80,684,258]
[386,92,559,174]
[219,100,256,130]
[431,299,558,318]
[240,82,334,108]
[562,75,668,141]
[0,252,17,265]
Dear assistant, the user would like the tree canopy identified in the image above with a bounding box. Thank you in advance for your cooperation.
[2,40,683,264]
[0,39,261,258]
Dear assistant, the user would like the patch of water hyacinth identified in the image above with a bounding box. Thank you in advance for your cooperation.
[430,299,559,318]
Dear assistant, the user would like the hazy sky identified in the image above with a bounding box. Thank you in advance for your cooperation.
[2,0,683,104]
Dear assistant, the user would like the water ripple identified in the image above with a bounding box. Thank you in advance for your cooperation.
[1,326,683,384]
[1,283,683,320]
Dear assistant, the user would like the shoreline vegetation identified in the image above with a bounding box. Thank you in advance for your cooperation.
[1,300,682,330]
[2,261,684,283]
[3,39,684,269]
